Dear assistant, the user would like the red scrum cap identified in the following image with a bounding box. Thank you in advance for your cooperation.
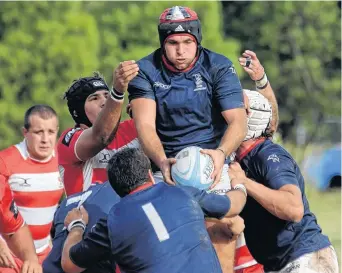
[158,6,202,46]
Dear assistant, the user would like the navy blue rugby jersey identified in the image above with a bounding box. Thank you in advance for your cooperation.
[68,183,234,273]
[128,47,244,158]
[43,182,120,273]
[238,139,331,271]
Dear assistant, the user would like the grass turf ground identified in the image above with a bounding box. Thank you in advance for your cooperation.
[305,186,341,266]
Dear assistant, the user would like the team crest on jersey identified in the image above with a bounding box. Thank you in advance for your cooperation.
[62,128,82,146]
[193,73,206,91]
[10,200,19,219]
[267,154,280,163]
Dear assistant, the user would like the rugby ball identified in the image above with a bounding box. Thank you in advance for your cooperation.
[171,146,214,190]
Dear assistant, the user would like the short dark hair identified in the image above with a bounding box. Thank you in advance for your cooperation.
[107,148,151,197]
[24,104,58,130]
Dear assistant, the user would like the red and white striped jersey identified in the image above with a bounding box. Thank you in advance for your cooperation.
[0,176,24,235]
[234,233,258,270]
[58,119,139,196]
[0,140,63,253]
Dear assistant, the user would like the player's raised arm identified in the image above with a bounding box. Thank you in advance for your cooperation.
[239,50,279,135]
[63,62,139,161]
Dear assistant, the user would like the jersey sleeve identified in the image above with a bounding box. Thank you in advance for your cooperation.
[258,146,299,190]
[128,68,155,101]
[0,175,24,234]
[69,217,111,269]
[213,63,244,111]
[181,186,231,219]
[57,128,84,165]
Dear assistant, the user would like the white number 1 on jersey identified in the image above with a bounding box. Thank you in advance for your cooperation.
[142,202,170,242]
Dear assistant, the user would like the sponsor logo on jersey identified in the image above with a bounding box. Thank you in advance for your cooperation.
[14,177,31,187]
[153,82,171,90]
[99,152,111,164]
[10,200,19,219]
[62,128,81,146]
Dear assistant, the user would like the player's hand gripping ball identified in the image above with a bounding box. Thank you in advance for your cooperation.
[171,146,214,190]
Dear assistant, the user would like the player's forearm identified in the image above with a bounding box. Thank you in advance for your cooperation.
[224,190,246,217]
[219,113,247,157]
[3,225,38,263]
[91,97,123,146]
[61,228,85,273]
[244,178,303,222]
[257,83,279,135]
[136,124,167,167]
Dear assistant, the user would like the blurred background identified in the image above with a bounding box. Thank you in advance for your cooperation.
[0,0,340,264]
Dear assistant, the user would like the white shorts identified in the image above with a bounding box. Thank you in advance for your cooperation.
[266,246,339,273]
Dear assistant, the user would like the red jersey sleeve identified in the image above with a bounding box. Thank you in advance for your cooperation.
[57,128,84,165]
[0,176,24,234]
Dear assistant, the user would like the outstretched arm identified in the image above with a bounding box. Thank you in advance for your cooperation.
[75,61,139,161]
[239,50,279,135]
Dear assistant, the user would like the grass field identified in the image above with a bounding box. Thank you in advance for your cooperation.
[282,141,341,266]
[305,186,341,266]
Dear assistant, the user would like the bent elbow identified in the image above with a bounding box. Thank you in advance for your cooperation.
[61,259,77,273]
[290,206,304,223]
[61,261,71,273]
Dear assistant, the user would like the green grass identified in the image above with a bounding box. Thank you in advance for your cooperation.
[305,186,341,266]
[280,141,341,266]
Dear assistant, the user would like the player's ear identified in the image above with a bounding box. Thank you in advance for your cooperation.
[148,170,155,184]
[22,127,28,137]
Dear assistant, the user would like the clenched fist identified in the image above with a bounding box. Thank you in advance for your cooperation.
[113,60,139,94]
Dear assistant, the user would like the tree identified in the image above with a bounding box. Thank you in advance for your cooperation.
[0,1,241,149]
[222,1,341,142]
[0,2,101,148]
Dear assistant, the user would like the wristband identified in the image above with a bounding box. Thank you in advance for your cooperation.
[69,223,86,232]
[67,219,87,232]
[255,73,268,90]
[233,184,247,197]
[110,88,124,102]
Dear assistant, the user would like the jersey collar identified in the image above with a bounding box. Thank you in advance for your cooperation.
[129,181,154,195]
[236,137,266,161]
[15,139,55,162]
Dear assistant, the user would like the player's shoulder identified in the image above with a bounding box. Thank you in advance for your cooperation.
[58,127,84,148]
[0,142,29,171]
[201,47,234,68]
[254,139,294,166]
[137,49,162,73]
[0,144,18,161]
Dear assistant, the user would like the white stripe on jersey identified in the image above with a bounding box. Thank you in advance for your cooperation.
[18,205,58,225]
[9,172,63,192]
[34,236,50,253]
[234,260,258,270]
[83,159,94,192]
